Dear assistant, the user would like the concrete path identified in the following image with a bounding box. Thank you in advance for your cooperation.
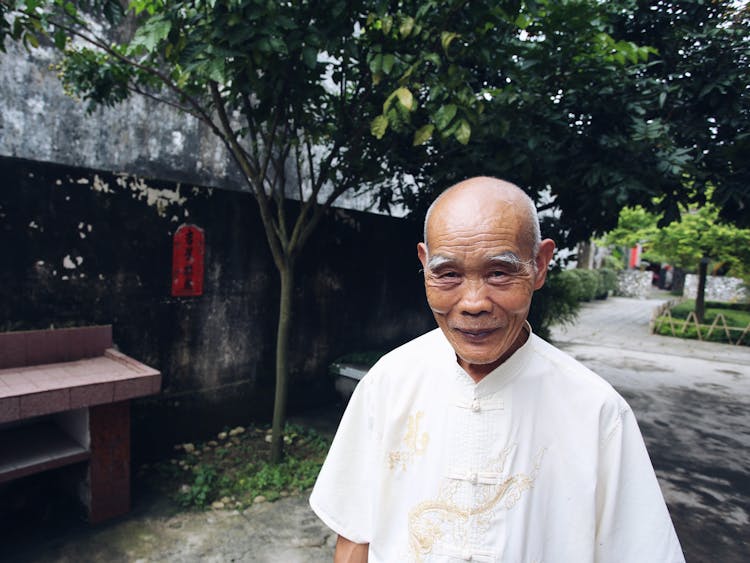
[5,293,749,562]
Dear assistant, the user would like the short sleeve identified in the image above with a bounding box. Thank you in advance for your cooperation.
[595,406,685,562]
[309,373,379,544]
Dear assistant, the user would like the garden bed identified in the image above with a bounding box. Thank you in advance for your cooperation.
[653,300,750,345]
[142,423,331,511]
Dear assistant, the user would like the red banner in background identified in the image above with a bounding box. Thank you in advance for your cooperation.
[172,224,205,297]
[628,244,641,269]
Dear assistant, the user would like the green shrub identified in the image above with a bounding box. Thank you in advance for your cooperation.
[529,269,581,338]
[565,269,599,301]
[166,423,331,510]
[595,268,618,300]
[178,464,218,508]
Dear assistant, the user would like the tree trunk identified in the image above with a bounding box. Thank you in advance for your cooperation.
[270,259,294,464]
[577,240,593,269]
[695,256,709,324]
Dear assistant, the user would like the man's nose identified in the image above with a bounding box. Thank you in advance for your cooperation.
[459,279,492,315]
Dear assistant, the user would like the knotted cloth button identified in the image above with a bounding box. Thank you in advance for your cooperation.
[469,472,478,485]
[471,399,480,412]
[462,550,473,561]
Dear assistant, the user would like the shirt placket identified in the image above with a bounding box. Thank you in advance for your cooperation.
[443,378,506,562]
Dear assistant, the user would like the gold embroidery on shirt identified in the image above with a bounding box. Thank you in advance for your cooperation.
[408,447,546,561]
[388,411,429,470]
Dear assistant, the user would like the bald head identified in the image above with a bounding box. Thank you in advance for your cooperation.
[423,177,541,260]
[417,177,555,379]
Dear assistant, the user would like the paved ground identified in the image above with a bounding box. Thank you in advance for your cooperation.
[4,292,749,562]
[550,294,750,563]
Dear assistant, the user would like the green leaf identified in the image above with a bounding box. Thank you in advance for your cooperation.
[25,33,40,48]
[369,53,383,74]
[131,15,171,52]
[53,29,66,49]
[302,47,317,69]
[394,87,413,110]
[207,58,225,83]
[399,16,414,38]
[455,119,471,145]
[413,124,434,146]
[370,114,389,139]
[382,16,393,35]
[514,14,531,30]
[382,54,395,74]
[441,32,459,54]
[424,53,441,68]
[433,104,457,131]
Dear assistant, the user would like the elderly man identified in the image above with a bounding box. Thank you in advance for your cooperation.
[310,177,684,562]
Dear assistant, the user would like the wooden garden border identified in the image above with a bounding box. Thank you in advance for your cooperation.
[653,309,750,345]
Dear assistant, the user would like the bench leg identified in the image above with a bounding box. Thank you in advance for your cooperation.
[87,401,131,523]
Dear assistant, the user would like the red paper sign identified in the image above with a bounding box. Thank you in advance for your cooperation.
[172,224,205,296]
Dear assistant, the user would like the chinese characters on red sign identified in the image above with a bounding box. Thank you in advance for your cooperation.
[172,224,205,297]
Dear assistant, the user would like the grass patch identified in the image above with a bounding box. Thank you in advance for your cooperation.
[145,423,331,511]
[654,299,750,345]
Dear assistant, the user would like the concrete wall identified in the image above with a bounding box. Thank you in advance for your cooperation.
[0,156,434,458]
[683,275,748,302]
[0,40,241,191]
[0,41,384,213]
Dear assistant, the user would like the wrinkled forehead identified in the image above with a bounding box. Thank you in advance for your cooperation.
[426,194,530,251]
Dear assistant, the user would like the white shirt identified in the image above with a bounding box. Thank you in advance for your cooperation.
[310,328,684,562]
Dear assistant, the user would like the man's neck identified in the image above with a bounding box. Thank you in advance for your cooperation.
[459,324,531,383]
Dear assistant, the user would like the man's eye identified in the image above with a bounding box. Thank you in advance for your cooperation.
[437,271,459,278]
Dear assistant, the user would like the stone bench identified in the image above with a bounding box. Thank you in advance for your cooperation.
[0,325,161,523]
[329,362,368,404]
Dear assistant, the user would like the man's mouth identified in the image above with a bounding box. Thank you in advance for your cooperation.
[454,328,498,340]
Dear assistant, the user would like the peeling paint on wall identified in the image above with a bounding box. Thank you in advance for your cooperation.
[92,175,111,193]
[114,174,187,217]
[62,254,83,269]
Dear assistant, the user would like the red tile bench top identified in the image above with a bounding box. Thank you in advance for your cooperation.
[0,349,161,423]
[0,325,161,523]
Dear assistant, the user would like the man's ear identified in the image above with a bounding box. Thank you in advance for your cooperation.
[417,242,428,271]
[533,238,556,290]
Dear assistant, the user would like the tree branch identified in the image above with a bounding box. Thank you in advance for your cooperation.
[209,81,286,268]
[128,84,198,118]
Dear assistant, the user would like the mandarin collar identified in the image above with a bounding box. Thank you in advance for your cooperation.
[437,322,534,397]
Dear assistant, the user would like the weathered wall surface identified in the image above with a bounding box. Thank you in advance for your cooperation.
[0,42,382,213]
[683,275,748,302]
[0,41,241,191]
[0,156,433,458]
[615,270,653,299]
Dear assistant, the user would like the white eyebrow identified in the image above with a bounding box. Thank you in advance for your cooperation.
[426,252,533,271]
[489,252,535,271]
[426,254,454,270]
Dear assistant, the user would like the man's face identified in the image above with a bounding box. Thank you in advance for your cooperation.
[417,189,553,381]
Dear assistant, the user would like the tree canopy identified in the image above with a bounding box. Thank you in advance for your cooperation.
[366,0,750,244]
[602,199,750,281]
